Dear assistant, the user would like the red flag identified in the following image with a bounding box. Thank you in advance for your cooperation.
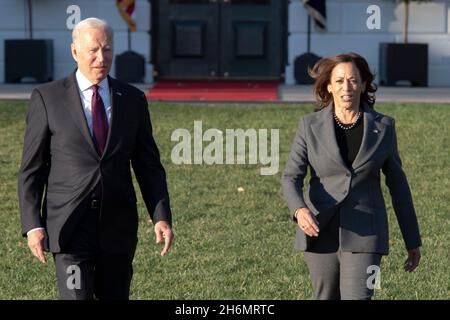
[116,0,136,32]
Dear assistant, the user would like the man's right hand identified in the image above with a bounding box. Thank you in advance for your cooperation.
[295,207,320,237]
[155,221,174,257]
[27,229,47,263]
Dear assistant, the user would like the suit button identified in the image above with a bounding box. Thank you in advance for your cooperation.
[346,172,351,177]
[343,190,347,195]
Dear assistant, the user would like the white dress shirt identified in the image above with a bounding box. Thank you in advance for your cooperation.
[26,71,112,237]
[75,69,112,135]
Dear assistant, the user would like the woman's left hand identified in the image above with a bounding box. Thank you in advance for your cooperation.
[404,247,421,272]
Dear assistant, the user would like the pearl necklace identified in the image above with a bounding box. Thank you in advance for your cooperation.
[333,111,362,130]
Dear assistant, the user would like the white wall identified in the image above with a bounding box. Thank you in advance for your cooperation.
[0,0,152,83]
[286,0,450,86]
[1,0,448,86]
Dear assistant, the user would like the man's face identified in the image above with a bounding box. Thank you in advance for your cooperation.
[71,27,113,84]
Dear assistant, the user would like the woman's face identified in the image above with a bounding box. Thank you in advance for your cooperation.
[327,62,366,110]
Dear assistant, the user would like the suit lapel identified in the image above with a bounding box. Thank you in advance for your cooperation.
[101,76,122,160]
[311,103,387,171]
[63,73,98,157]
[351,104,387,170]
[311,106,348,170]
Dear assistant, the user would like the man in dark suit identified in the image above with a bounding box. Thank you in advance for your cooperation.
[18,17,173,300]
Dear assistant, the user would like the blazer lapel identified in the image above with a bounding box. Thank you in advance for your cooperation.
[311,106,348,170]
[351,104,387,170]
[101,76,122,160]
[63,73,98,157]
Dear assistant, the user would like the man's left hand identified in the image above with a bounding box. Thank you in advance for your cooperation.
[155,221,173,256]
[404,247,421,272]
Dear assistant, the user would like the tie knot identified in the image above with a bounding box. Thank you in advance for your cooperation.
[92,84,99,94]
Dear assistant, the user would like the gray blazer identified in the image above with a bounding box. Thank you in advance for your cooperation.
[282,104,421,254]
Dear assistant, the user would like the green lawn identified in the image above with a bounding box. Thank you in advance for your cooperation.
[0,100,449,300]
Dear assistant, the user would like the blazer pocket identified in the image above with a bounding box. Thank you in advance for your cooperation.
[344,204,379,236]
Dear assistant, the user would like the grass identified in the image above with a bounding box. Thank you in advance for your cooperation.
[0,100,449,300]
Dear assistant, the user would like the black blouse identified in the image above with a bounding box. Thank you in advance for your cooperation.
[333,115,364,168]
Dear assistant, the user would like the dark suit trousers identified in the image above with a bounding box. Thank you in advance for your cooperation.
[53,193,136,300]
[303,210,382,300]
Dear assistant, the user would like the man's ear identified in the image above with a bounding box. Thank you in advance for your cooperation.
[71,43,78,62]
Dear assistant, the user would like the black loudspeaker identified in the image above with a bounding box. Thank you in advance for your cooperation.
[379,43,428,87]
[115,51,145,83]
[294,52,321,84]
[5,39,54,83]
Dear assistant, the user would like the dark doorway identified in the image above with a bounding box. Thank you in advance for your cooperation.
[153,0,286,80]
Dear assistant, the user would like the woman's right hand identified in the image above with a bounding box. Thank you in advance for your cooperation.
[295,207,320,237]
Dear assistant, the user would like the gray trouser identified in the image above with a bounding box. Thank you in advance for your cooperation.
[303,210,382,300]
[304,250,382,300]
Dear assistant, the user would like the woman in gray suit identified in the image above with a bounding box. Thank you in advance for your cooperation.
[282,52,421,300]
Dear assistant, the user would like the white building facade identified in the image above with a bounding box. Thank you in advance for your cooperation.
[0,0,449,86]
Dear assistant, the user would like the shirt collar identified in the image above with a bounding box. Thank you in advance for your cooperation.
[75,69,109,93]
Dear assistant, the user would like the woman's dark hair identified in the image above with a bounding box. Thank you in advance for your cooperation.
[308,52,377,111]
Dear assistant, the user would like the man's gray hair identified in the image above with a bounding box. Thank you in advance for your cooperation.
[72,17,113,44]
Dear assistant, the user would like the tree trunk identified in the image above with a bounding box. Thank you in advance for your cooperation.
[404,0,409,44]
